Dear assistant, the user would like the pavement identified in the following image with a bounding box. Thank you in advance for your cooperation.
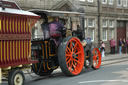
[102,53,128,61]
[101,53,128,66]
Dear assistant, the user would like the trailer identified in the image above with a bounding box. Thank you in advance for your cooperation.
[30,9,102,76]
[0,1,39,85]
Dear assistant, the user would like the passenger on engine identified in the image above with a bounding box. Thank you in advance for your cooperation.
[41,17,50,40]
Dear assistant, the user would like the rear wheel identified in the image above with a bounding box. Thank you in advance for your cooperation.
[92,48,101,70]
[58,37,84,76]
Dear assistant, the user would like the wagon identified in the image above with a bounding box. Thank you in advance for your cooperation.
[30,9,102,76]
[0,1,39,85]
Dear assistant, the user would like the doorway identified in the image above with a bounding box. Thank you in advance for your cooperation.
[117,21,126,53]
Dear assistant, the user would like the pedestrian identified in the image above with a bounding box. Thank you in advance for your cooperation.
[122,38,127,53]
[126,38,128,53]
[110,38,116,54]
[100,41,105,57]
[119,38,123,54]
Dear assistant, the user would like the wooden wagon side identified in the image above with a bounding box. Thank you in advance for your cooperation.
[0,15,37,68]
[0,1,40,84]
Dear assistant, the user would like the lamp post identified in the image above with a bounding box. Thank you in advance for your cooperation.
[97,0,101,47]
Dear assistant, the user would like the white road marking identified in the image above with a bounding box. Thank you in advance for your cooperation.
[78,80,128,84]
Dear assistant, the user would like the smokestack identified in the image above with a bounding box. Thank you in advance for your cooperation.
[0,0,5,10]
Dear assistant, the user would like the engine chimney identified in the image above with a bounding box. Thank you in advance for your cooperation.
[0,0,5,10]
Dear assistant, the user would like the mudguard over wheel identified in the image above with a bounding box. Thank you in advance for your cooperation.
[8,69,25,85]
[32,63,53,76]
[92,48,101,70]
[58,37,84,76]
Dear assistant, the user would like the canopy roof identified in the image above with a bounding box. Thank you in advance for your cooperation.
[29,9,85,17]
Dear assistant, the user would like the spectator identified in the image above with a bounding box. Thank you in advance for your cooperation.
[122,38,127,53]
[100,41,105,57]
[110,38,116,54]
[119,38,123,54]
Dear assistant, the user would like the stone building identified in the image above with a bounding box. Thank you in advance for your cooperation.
[7,0,128,53]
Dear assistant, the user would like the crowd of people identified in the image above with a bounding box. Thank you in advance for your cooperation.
[118,38,128,54]
[100,38,128,57]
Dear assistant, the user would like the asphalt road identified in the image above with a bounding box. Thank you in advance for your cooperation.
[1,58,128,85]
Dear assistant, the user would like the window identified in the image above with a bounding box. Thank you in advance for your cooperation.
[123,0,127,7]
[87,0,93,2]
[117,21,126,28]
[33,21,44,39]
[109,0,113,5]
[79,0,85,1]
[88,18,95,27]
[109,20,114,28]
[102,19,107,27]
[72,22,77,30]
[88,28,95,42]
[117,0,122,6]
[109,29,114,39]
[102,0,107,4]
[102,28,107,41]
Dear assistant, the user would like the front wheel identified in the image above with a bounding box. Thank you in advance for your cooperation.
[92,48,101,70]
[58,37,85,76]
[8,69,25,85]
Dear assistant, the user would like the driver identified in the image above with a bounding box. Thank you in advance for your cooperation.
[49,17,64,46]
[49,17,64,37]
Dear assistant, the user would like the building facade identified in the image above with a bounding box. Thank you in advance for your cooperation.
[9,0,128,53]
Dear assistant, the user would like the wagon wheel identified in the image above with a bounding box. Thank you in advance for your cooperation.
[58,37,84,76]
[92,48,101,70]
[84,49,93,69]
[8,70,25,85]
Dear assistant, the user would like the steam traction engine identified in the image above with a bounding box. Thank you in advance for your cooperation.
[30,10,102,76]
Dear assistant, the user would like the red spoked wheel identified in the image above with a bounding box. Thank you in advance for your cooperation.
[92,48,101,70]
[58,37,84,76]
